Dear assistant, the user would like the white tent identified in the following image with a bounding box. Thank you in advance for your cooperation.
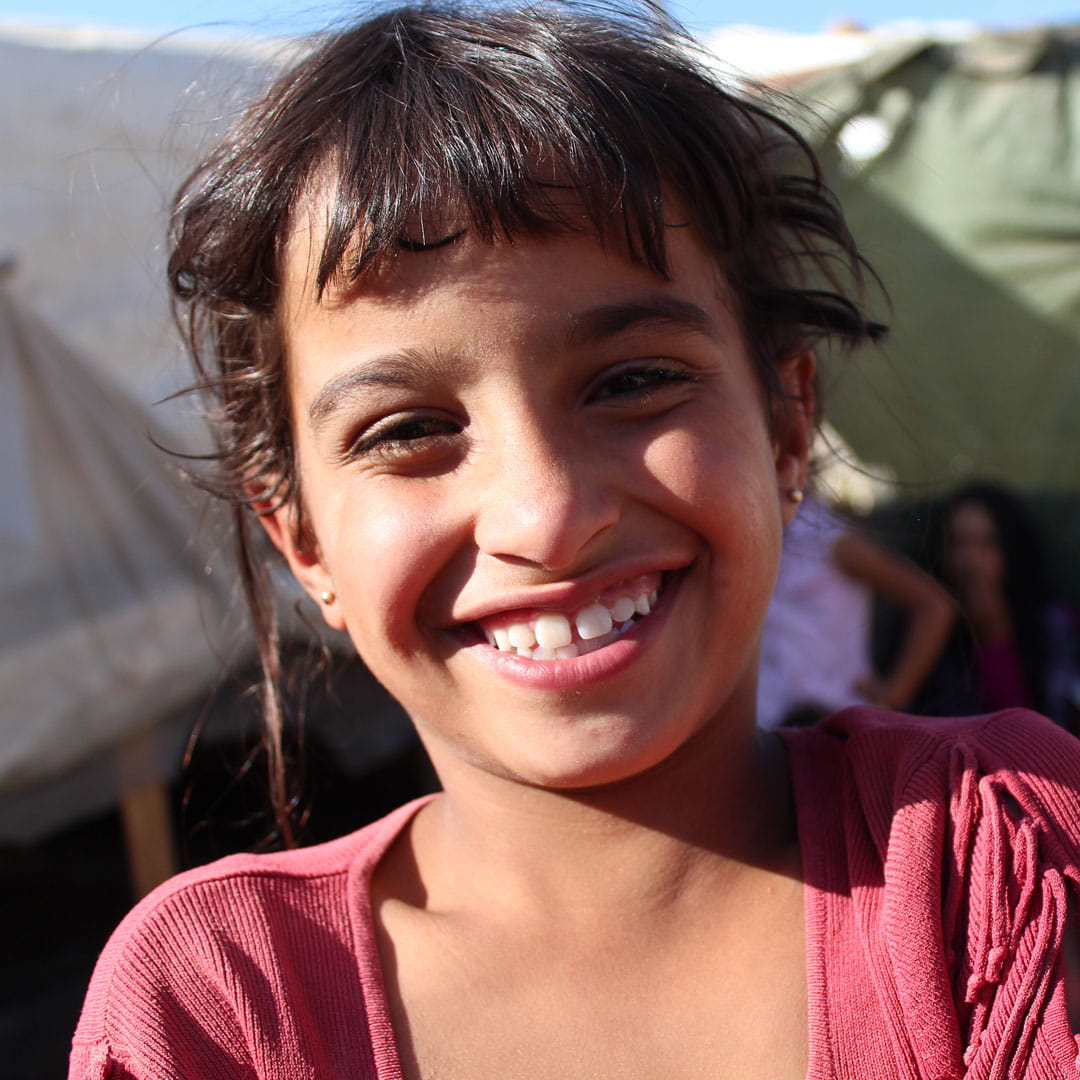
[0,29,421,873]
[0,279,243,851]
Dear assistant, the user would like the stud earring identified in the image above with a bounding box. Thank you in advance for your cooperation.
[787,487,804,504]
[319,590,336,605]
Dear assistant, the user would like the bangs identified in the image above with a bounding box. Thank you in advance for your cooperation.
[175,3,778,312]
[303,4,685,290]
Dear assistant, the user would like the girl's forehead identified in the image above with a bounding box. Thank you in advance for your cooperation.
[280,166,725,301]
[282,184,729,313]
[949,501,998,531]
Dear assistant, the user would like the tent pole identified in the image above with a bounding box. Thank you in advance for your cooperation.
[119,778,179,899]
[116,731,180,898]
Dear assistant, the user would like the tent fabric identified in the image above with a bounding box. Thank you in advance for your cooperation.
[786,25,1080,493]
[0,284,242,842]
[0,30,419,846]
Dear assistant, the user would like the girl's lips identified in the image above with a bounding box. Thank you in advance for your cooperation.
[475,572,662,661]
[455,568,683,690]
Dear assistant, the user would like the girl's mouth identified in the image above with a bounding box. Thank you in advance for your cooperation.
[475,573,662,661]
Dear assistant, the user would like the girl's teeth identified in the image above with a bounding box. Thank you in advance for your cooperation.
[484,578,663,660]
[575,603,613,640]
[534,612,573,650]
[508,623,537,649]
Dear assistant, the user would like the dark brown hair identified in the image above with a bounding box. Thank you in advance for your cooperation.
[169,0,883,843]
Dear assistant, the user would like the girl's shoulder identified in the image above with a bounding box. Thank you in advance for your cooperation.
[69,795,434,1080]
[783,708,1080,1077]
[106,792,433,938]
[784,706,1080,851]
[788,705,1080,788]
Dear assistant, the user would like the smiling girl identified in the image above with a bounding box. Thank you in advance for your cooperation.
[70,4,1080,1078]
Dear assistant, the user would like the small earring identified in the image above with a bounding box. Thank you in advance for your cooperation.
[787,487,804,504]
[319,590,336,605]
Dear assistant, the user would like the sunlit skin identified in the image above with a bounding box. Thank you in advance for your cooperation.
[261,201,817,1078]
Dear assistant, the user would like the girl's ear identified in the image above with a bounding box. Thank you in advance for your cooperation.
[772,347,816,522]
[257,499,347,632]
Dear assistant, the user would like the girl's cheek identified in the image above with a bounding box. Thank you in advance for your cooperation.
[640,424,771,507]
[335,487,455,640]
[639,427,728,500]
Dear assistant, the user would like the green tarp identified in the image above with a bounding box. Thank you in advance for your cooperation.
[788,26,1080,494]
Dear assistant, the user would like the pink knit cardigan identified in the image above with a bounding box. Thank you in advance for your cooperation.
[70,708,1080,1078]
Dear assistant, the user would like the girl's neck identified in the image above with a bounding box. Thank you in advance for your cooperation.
[391,717,798,929]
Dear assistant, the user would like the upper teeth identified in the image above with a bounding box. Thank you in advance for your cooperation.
[575,603,612,640]
[483,581,660,660]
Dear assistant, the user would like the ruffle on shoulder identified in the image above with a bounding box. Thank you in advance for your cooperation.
[821,708,1080,1079]
[947,728,1080,1077]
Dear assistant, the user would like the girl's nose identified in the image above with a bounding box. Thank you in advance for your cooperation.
[472,421,619,573]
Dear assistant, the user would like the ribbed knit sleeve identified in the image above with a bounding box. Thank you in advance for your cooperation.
[787,708,1080,1080]
[69,798,429,1080]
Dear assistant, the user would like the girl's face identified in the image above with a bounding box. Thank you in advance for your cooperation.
[266,208,812,792]
[944,501,1006,594]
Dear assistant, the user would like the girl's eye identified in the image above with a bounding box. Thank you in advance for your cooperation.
[346,414,460,461]
[589,364,698,403]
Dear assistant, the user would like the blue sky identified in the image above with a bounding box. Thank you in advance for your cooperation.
[1,0,1077,37]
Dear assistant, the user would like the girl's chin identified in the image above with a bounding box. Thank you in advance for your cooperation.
[445,715,699,793]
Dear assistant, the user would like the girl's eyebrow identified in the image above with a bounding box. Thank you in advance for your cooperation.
[306,298,722,432]
[563,298,723,348]
[307,352,449,431]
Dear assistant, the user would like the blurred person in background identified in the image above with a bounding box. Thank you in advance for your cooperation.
[757,486,956,728]
[918,481,1080,730]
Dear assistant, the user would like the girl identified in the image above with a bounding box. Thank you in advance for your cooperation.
[71,4,1080,1077]
[920,481,1080,729]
